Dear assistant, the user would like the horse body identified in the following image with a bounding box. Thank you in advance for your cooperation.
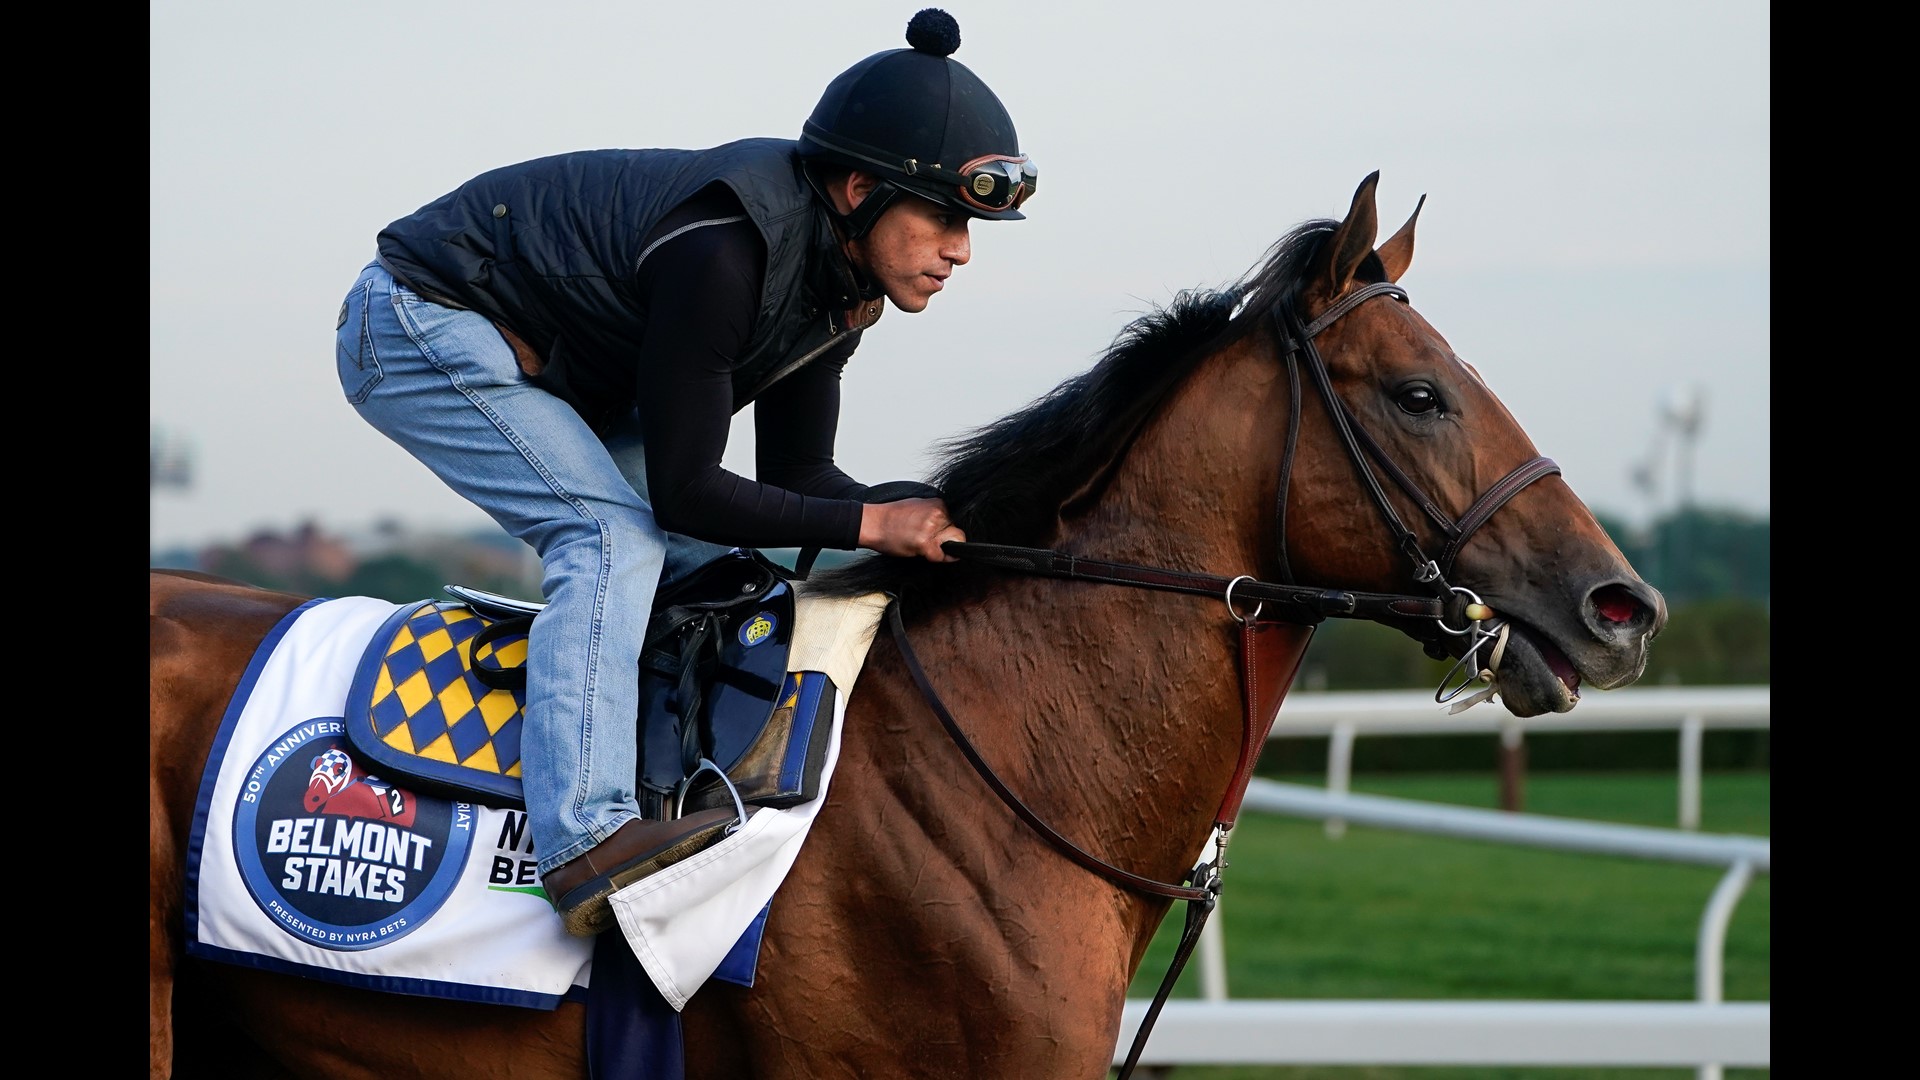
[681,581,1242,1077]
[150,175,1664,1079]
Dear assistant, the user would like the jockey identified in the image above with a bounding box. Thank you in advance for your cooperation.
[334,8,1035,938]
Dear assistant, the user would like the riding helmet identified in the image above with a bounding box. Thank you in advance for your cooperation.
[799,8,1035,237]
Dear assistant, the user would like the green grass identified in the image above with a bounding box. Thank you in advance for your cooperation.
[1118,771,1770,1080]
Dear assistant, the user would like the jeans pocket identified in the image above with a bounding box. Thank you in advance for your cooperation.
[336,279,383,404]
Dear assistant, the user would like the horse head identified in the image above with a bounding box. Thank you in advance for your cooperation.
[1244,171,1667,716]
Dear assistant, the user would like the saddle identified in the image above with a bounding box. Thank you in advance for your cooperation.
[339,548,835,820]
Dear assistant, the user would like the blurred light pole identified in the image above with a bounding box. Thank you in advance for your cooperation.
[1659,387,1705,588]
[151,425,195,491]
[1628,418,1667,580]
[1628,387,1705,587]
[1661,387,1705,511]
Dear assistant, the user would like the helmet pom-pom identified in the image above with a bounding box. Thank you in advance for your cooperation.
[905,8,961,56]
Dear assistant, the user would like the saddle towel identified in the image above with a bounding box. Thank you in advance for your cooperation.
[613,589,889,1010]
[185,586,889,1011]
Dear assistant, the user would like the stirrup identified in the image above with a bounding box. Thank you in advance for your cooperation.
[674,757,748,836]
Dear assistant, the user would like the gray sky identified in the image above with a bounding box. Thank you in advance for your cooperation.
[150,0,1769,552]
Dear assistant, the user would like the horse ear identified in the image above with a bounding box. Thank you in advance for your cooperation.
[1319,172,1382,298]
[1376,194,1425,283]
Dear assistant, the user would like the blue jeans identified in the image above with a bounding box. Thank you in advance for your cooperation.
[335,260,730,876]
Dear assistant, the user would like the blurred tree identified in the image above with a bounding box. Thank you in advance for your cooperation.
[1640,596,1771,686]
[1297,619,1450,692]
[340,554,462,605]
[198,549,314,596]
[1597,506,1769,607]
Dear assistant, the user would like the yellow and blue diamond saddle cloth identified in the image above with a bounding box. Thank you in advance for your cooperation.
[342,599,533,808]
[340,550,834,816]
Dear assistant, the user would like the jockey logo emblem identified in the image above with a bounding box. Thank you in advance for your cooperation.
[233,719,474,951]
[739,611,776,648]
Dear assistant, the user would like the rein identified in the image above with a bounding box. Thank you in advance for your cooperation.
[884,599,1302,1079]
[888,599,1215,904]
[934,537,1483,701]
[938,541,1448,623]
[882,279,1564,1077]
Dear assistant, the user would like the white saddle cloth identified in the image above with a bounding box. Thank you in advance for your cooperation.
[611,588,889,1010]
[185,585,889,1012]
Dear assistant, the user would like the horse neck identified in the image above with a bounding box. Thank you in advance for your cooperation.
[1063,333,1278,575]
[905,336,1284,906]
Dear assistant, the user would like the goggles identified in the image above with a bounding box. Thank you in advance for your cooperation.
[908,153,1038,213]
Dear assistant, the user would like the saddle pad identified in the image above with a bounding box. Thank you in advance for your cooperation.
[184,596,594,1008]
[344,600,531,808]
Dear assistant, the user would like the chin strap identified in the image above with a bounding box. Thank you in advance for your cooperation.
[837,182,902,241]
[801,158,903,245]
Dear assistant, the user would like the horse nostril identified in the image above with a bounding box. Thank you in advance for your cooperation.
[1592,584,1641,625]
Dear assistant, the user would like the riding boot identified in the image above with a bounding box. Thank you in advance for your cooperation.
[542,807,741,937]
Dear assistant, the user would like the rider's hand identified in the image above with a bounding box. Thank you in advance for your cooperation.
[858,498,965,562]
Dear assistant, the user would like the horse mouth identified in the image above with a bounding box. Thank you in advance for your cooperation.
[1489,619,1582,716]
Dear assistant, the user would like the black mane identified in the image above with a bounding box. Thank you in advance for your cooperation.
[808,218,1340,607]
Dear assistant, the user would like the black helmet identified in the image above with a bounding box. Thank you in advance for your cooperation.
[799,8,1036,238]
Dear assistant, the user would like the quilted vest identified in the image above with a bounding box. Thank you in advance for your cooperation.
[376,138,864,427]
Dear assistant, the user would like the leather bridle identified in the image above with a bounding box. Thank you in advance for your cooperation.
[1270,281,1560,602]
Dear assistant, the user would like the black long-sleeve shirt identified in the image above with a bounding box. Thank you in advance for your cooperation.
[628,187,868,550]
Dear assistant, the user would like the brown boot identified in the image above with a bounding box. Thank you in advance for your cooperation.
[542,807,741,937]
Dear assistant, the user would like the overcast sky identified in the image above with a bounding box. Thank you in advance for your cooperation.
[150,0,1769,553]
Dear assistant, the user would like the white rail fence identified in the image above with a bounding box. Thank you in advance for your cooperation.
[1114,999,1769,1070]
[1269,686,1770,832]
[1116,686,1771,1076]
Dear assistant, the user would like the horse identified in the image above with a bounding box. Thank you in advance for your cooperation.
[150,172,1666,1079]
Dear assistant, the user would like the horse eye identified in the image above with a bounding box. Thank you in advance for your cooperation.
[1396,385,1441,415]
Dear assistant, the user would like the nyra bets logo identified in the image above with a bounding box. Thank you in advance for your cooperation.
[233,719,474,951]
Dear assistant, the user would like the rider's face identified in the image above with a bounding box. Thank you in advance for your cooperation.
[837,174,973,314]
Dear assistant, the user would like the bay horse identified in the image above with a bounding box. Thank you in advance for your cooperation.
[150,173,1665,1079]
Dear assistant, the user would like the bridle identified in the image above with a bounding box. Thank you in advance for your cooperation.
[878,278,1564,1076]
[1268,281,1560,703]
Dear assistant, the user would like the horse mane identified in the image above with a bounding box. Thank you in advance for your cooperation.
[808,218,1341,608]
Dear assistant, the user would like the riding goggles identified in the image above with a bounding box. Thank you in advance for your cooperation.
[907,153,1039,213]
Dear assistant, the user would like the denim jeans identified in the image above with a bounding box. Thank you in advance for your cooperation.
[335,260,730,876]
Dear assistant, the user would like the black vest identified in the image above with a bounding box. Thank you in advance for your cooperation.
[376,139,866,428]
